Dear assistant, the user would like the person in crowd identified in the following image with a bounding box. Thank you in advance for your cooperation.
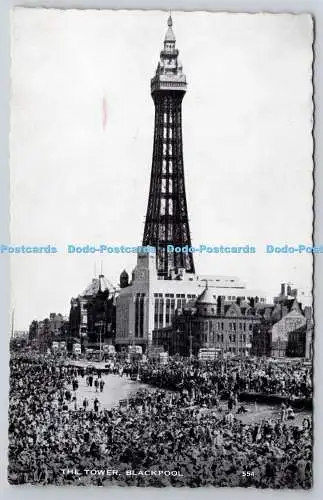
[8,352,312,488]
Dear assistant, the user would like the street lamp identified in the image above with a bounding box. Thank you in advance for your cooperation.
[94,320,105,361]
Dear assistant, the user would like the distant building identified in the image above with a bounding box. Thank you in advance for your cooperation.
[152,282,313,359]
[251,283,313,359]
[12,330,28,339]
[48,313,68,337]
[116,252,267,351]
[69,274,116,349]
[152,283,268,357]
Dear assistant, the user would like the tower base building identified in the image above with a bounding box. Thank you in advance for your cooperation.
[115,251,267,351]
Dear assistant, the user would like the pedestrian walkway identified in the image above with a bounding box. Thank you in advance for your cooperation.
[66,373,148,410]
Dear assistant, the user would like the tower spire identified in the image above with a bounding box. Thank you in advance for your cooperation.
[143,15,195,278]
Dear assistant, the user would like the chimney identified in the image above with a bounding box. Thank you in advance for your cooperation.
[282,305,288,318]
[217,296,225,316]
[281,283,286,296]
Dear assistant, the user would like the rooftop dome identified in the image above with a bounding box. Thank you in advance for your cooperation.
[196,283,217,305]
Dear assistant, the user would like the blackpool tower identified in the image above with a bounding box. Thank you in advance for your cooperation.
[143,15,195,279]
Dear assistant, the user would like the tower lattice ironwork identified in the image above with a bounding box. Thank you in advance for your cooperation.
[143,15,195,279]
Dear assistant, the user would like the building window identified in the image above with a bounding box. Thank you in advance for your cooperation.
[160,198,166,216]
[233,323,236,331]
[135,293,145,338]
[159,299,164,328]
[170,299,176,322]
[249,324,253,331]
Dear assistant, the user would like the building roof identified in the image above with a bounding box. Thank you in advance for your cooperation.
[196,284,217,305]
[82,274,116,297]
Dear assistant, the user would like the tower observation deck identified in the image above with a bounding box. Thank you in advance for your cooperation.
[143,15,195,279]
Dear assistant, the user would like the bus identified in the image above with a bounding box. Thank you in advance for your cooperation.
[103,345,116,355]
[198,348,219,362]
[128,345,143,355]
[73,343,81,355]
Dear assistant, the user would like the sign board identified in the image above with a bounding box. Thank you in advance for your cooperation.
[159,352,169,364]
[198,348,217,361]
[148,346,164,357]
[128,345,142,355]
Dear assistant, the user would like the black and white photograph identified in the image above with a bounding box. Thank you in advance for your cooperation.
[8,8,313,488]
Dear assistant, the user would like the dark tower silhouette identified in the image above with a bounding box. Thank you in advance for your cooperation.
[120,269,129,289]
[143,15,195,279]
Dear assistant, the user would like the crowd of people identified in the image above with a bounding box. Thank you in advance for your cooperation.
[118,357,312,405]
[8,353,312,488]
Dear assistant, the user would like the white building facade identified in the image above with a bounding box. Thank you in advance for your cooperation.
[115,251,267,350]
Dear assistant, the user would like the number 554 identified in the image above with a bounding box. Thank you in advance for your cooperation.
[242,471,255,477]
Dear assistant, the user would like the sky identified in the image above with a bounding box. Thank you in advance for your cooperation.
[10,9,313,330]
